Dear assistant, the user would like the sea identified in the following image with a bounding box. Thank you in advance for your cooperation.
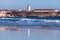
[0,18,60,40]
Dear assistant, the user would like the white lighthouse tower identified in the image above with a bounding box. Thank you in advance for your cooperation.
[27,4,31,11]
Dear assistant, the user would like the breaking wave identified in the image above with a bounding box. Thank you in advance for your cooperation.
[0,18,60,26]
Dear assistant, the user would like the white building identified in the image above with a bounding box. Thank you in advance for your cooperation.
[0,11,6,17]
[0,10,11,17]
[27,4,31,11]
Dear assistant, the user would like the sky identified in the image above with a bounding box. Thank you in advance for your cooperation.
[0,0,60,10]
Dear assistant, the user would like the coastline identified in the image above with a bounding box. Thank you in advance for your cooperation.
[0,26,60,31]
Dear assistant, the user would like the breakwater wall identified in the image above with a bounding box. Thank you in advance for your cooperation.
[0,9,60,18]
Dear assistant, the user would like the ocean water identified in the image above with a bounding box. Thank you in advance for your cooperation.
[0,18,60,40]
[0,18,60,26]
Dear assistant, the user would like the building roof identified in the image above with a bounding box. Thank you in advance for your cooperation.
[34,9,54,11]
[33,9,58,12]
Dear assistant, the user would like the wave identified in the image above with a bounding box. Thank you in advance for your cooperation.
[0,18,60,26]
[18,18,60,23]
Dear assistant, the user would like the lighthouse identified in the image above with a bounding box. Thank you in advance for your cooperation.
[27,4,31,11]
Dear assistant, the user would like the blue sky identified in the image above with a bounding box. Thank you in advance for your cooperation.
[0,0,60,10]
